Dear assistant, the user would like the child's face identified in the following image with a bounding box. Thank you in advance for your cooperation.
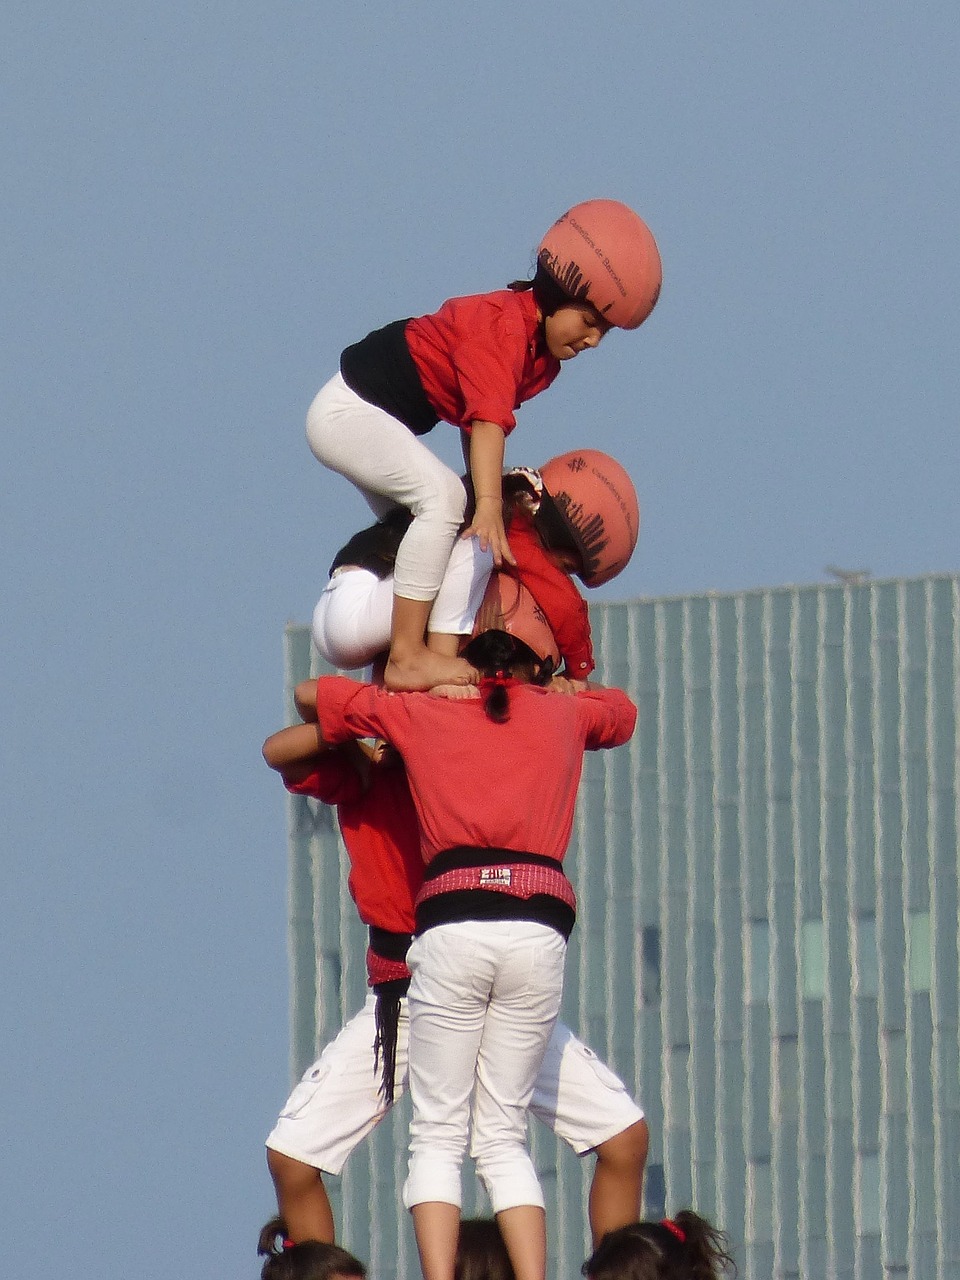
[543,545,583,576]
[543,301,612,361]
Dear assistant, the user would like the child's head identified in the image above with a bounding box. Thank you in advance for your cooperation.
[463,574,559,717]
[510,201,660,360]
[257,1218,366,1280]
[514,262,613,362]
[535,449,640,587]
[455,1217,516,1280]
[582,1212,736,1280]
[537,199,662,332]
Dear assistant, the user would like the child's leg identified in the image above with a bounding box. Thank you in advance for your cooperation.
[425,536,495,657]
[470,923,566,1280]
[387,596,476,691]
[266,1149,336,1243]
[525,1021,648,1243]
[495,1207,547,1280]
[403,925,498,1280]
[388,507,482,688]
[410,1202,462,1280]
[265,995,409,1242]
[306,375,474,689]
[588,1121,649,1244]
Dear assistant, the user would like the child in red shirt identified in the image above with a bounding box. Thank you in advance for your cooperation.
[311,449,640,682]
[312,632,636,1280]
[305,200,660,693]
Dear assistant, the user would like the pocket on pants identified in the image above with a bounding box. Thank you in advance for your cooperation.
[277,1068,329,1121]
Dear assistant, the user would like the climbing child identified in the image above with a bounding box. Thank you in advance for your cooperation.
[311,447,640,684]
[306,200,660,691]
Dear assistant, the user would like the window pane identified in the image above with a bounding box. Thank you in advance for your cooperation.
[748,920,770,1004]
[801,919,825,999]
[907,911,931,993]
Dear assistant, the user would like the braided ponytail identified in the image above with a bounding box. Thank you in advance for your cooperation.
[461,630,550,723]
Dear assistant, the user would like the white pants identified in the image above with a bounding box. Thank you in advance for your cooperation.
[265,997,644,1176]
[306,373,467,603]
[402,921,567,1214]
[311,538,495,670]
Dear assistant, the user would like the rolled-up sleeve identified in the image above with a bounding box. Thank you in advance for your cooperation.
[577,687,638,749]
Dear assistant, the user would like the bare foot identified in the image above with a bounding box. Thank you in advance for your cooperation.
[384,651,478,692]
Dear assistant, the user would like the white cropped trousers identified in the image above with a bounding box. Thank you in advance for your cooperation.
[311,535,495,670]
[402,920,566,1214]
[306,373,467,603]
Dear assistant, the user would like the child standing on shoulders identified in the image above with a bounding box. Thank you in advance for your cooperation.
[306,199,660,691]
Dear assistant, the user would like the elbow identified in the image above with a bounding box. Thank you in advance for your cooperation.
[262,733,283,770]
[294,679,319,722]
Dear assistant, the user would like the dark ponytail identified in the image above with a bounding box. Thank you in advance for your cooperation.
[461,630,552,723]
[507,262,574,319]
[257,1217,367,1280]
[582,1211,736,1280]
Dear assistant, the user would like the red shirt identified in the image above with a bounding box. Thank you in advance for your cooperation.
[405,289,560,433]
[505,514,595,677]
[316,677,636,865]
[285,749,421,935]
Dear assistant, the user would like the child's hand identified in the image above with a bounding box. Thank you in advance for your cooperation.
[461,497,517,567]
[548,675,589,696]
[428,684,481,700]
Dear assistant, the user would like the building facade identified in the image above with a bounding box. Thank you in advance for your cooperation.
[280,573,960,1279]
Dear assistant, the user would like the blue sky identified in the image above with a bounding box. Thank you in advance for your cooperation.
[2,4,958,1277]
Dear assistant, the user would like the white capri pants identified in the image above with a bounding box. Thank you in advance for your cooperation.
[402,920,567,1214]
[311,538,495,670]
[306,373,467,603]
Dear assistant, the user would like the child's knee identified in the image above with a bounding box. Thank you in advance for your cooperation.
[267,1147,322,1194]
[414,469,466,526]
[595,1119,649,1174]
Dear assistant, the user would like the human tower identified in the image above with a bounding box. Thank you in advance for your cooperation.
[258,202,735,1280]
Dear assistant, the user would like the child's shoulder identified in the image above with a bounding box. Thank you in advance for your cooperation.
[431,287,534,330]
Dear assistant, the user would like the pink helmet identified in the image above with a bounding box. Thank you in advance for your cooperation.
[538,199,662,330]
[537,449,640,587]
[469,573,561,668]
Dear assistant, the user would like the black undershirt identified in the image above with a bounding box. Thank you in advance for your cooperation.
[339,319,439,436]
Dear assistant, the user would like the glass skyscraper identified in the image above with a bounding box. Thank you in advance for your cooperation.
[278,573,959,1279]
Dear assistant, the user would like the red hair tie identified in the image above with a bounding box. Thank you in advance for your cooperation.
[660,1219,686,1244]
[282,1238,296,1251]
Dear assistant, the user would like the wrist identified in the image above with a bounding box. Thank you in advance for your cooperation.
[475,493,502,504]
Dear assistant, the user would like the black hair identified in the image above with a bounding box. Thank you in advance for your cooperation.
[258,1217,367,1280]
[455,1218,516,1280]
[507,262,577,319]
[328,506,412,580]
[582,1212,736,1280]
[461,629,552,723]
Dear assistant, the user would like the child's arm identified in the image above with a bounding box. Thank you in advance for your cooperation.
[460,420,516,567]
[294,679,319,723]
[262,721,326,772]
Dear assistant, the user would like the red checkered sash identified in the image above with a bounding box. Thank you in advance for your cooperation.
[415,861,576,911]
[366,948,412,987]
